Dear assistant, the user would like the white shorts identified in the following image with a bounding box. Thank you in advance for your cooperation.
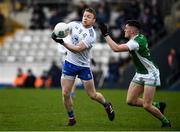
[132,70,161,87]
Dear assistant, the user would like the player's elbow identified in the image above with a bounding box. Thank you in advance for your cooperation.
[70,48,81,53]
[74,46,84,53]
[87,92,97,100]
[111,46,124,52]
[112,48,120,52]
[76,48,83,52]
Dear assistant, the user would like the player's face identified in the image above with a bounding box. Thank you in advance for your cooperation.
[124,24,132,39]
[82,11,95,28]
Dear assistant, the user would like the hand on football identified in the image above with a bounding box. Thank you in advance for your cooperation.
[51,32,64,45]
[98,23,109,37]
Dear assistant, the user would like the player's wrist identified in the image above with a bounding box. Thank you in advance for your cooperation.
[58,39,64,45]
[103,33,109,37]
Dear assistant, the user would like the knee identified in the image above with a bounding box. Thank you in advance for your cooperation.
[143,103,151,111]
[62,89,70,98]
[88,92,97,100]
[126,98,135,106]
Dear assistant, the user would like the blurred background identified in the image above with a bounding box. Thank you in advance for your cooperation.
[0,0,179,90]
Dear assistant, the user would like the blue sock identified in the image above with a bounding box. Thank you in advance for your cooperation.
[70,92,74,97]
[68,111,74,118]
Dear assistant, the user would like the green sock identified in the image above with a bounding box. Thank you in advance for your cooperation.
[161,116,170,124]
[152,102,160,109]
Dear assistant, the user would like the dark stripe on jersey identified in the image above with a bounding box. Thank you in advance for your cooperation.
[89,29,94,37]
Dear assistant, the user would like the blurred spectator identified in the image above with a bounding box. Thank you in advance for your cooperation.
[35,70,50,88]
[151,9,164,33]
[48,9,60,29]
[76,1,88,21]
[96,1,110,24]
[24,69,36,88]
[0,9,5,36]
[29,5,46,30]
[115,10,127,29]
[168,48,179,73]
[48,6,69,29]
[139,7,152,37]
[11,0,26,12]
[107,56,120,83]
[112,10,127,42]
[123,0,140,20]
[64,1,88,22]
[90,58,103,88]
[13,68,27,87]
[48,60,61,87]
[167,48,180,86]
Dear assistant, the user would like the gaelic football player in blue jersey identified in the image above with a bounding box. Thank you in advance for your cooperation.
[51,8,114,126]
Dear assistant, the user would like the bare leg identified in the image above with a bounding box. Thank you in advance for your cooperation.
[61,78,75,112]
[143,86,164,119]
[83,79,115,121]
[71,85,76,93]
[126,82,144,107]
[61,77,77,126]
[70,81,76,97]
[143,85,171,127]
[126,82,170,127]
[83,79,106,104]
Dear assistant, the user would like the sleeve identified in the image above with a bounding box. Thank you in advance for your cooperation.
[125,39,139,51]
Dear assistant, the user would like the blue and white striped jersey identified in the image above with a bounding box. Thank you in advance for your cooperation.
[63,21,96,67]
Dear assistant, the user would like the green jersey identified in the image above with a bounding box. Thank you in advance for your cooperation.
[125,34,158,74]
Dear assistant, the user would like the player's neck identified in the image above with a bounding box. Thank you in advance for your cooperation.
[130,33,139,39]
[83,24,93,28]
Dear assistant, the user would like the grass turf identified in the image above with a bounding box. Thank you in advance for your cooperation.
[0,88,179,131]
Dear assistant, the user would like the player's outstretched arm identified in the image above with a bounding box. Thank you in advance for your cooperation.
[51,32,86,52]
[63,41,86,53]
[98,23,129,52]
[105,36,129,52]
[51,32,86,53]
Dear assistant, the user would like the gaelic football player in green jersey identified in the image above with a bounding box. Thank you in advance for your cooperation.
[98,20,171,128]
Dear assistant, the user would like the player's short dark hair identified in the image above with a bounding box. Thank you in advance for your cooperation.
[84,8,96,19]
[126,20,141,30]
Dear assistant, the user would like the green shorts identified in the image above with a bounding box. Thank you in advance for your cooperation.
[132,70,161,87]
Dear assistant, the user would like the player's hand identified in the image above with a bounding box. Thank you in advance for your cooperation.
[58,39,64,45]
[98,23,109,37]
[51,32,57,41]
[51,32,64,45]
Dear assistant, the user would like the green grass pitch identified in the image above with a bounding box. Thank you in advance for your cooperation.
[0,88,179,131]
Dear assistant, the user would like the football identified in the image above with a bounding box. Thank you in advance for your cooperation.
[53,22,69,38]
